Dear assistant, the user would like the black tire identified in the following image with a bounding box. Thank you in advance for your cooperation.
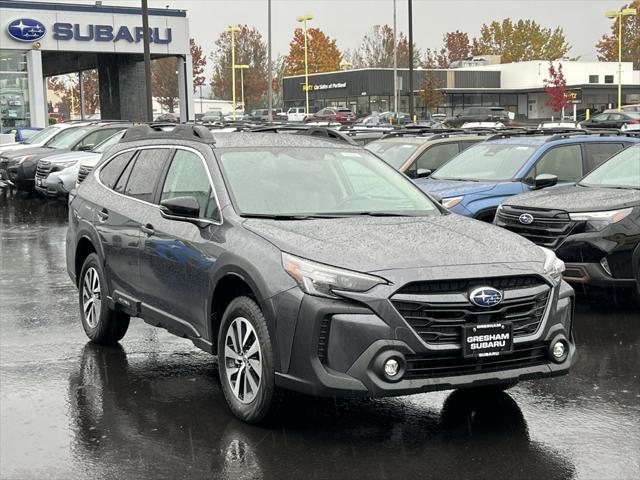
[78,253,130,344]
[217,296,282,424]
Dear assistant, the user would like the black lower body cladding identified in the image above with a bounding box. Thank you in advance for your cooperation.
[274,276,575,398]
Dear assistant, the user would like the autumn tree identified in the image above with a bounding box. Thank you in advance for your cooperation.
[47,69,100,116]
[432,30,473,67]
[284,27,341,75]
[210,25,268,110]
[596,1,640,69]
[190,38,207,93]
[543,62,572,117]
[151,57,179,112]
[473,19,572,62]
[421,52,445,115]
[350,24,420,68]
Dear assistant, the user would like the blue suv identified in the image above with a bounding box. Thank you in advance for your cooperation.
[415,132,640,221]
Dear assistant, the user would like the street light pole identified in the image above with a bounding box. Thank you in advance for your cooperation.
[408,0,414,121]
[605,7,637,111]
[267,0,273,122]
[393,0,398,115]
[235,65,249,113]
[141,0,153,122]
[225,25,241,120]
[296,14,314,116]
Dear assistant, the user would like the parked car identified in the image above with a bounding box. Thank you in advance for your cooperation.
[154,113,180,123]
[201,110,225,123]
[495,144,640,295]
[249,109,269,122]
[366,132,487,179]
[286,107,307,122]
[305,107,356,124]
[0,122,130,190]
[445,107,512,128]
[416,132,640,222]
[579,110,640,129]
[0,122,78,155]
[356,112,410,126]
[49,112,65,123]
[2,126,42,143]
[35,130,126,197]
[67,124,575,424]
[621,104,640,113]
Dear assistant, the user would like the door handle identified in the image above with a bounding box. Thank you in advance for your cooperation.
[97,208,109,222]
[141,224,155,236]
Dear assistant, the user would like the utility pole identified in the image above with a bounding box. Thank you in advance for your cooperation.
[408,0,414,121]
[267,0,273,122]
[141,0,153,122]
[296,14,314,116]
[393,0,398,115]
[225,25,241,120]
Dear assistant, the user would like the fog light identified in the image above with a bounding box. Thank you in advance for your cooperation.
[552,341,565,359]
[384,358,399,377]
[549,339,569,364]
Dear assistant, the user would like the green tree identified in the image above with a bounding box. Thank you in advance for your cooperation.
[596,1,640,69]
[284,27,341,75]
[473,19,572,62]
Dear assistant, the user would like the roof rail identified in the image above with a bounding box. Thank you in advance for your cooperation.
[485,128,581,141]
[249,125,358,145]
[120,124,215,143]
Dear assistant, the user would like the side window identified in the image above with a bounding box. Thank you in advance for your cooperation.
[160,149,219,220]
[99,151,136,189]
[460,141,478,151]
[593,113,609,121]
[584,143,625,172]
[415,143,460,171]
[76,129,120,150]
[534,145,583,182]
[608,113,624,121]
[123,149,170,202]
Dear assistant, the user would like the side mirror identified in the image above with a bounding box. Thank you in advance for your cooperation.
[534,173,558,189]
[416,168,432,179]
[78,145,93,151]
[160,196,200,220]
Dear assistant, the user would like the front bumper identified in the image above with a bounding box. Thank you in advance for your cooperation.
[275,275,575,398]
[35,174,71,197]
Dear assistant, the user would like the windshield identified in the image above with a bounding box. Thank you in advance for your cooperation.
[579,145,640,189]
[24,126,62,145]
[47,127,90,149]
[93,130,125,153]
[433,143,536,181]
[218,147,439,217]
[365,141,420,169]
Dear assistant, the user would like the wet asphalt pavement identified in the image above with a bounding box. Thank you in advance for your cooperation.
[1,189,639,480]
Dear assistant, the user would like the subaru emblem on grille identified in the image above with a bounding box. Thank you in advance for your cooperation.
[519,213,534,225]
[469,287,503,308]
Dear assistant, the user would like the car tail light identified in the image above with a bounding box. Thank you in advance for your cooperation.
[335,114,345,121]
[629,119,639,124]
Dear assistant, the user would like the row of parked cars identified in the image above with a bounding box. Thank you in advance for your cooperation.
[3,117,637,423]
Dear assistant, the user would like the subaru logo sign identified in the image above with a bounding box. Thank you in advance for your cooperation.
[469,287,503,308]
[7,18,46,42]
[519,213,534,225]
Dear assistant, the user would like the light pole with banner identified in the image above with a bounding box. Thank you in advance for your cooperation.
[605,7,637,111]
[296,14,314,116]
[225,25,241,119]
[235,64,249,113]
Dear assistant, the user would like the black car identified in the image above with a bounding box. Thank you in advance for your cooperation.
[0,123,130,190]
[446,107,511,128]
[579,110,640,130]
[495,144,640,294]
[67,124,575,423]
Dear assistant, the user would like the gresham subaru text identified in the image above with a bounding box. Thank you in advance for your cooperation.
[66,125,575,423]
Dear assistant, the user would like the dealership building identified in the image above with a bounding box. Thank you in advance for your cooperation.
[0,0,194,128]
[283,60,640,120]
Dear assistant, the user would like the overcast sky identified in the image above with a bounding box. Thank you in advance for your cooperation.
[17,0,625,76]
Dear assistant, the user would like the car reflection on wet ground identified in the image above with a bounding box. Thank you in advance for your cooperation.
[1,189,639,480]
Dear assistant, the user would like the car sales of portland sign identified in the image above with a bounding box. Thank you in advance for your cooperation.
[7,17,172,44]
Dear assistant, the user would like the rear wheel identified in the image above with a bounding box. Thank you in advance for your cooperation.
[79,253,130,344]
[218,296,282,424]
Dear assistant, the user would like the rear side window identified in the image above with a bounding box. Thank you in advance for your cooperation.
[99,151,136,188]
[415,143,460,171]
[75,128,122,150]
[534,144,583,182]
[584,143,625,172]
[123,149,170,202]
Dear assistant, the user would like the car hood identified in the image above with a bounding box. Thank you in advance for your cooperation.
[243,214,544,273]
[1,146,58,160]
[414,178,498,198]
[41,150,97,164]
[504,185,640,212]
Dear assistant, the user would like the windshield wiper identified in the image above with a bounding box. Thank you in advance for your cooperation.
[327,211,423,217]
[240,213,340,220]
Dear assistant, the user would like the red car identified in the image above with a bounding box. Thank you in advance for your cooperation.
[306,107,356,124]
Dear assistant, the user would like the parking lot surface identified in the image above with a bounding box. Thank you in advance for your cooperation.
[1,190,639,480]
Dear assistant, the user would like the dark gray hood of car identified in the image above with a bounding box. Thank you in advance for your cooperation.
[243,215,544,273]
[2,146,55,159]
[503,185,640,212]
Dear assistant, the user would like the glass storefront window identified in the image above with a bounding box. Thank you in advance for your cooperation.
[482,93,500,106]
[464,93,482,106]
[0,50,30,129]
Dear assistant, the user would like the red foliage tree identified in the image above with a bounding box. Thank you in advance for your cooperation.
[543,62,572,114]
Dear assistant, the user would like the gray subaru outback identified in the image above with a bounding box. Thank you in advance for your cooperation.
[66,125,575,423]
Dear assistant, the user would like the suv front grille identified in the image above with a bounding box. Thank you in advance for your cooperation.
[77,166,93,185]
[405,342,548,379]
[35,160,52,180]
[391,276,550,346]
[496,205,581,248]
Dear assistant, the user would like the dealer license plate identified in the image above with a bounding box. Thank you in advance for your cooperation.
[463,322,513,358]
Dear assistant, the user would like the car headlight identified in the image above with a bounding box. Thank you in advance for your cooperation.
[540,247,565,283]
[442,195,464,209]
[569,208,632,231]
[15,155,34,165]
[282,252,388,299]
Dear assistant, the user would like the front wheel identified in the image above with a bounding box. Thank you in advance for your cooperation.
[79,253,130,344]
[218,296,282,424]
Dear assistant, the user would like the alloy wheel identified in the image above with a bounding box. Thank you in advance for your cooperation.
[224,317,262,404]
[82,267,101,328]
